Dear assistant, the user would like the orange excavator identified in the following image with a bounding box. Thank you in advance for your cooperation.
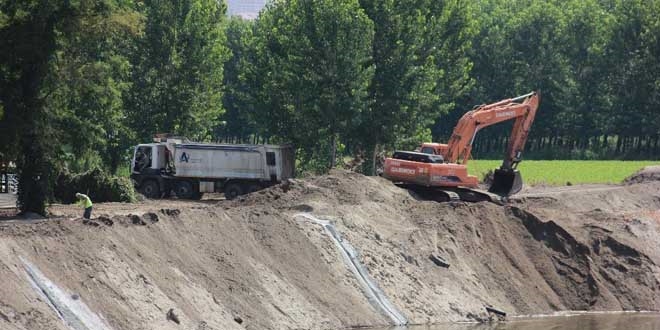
[383,91,540,202]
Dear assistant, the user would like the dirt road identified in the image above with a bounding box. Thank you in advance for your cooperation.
[0,169,659,329]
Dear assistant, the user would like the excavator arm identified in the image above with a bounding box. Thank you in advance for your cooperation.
[502,93,539,169]
[445,92,539,165]
[445,91,539,195]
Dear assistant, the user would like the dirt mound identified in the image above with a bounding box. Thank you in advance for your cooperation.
[0,169,659,329]
[507,206,659,309]
[624,166,660,184]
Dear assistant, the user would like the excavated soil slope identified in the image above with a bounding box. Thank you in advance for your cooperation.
[1,169,660,329]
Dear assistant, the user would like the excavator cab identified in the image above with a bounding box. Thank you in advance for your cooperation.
[489,169,523,196]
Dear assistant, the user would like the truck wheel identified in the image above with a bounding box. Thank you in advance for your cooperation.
[224,183,243,200]
[141,180,160,199]
[174,181,195,199]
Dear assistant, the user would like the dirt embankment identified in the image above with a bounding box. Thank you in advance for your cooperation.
[1,169,660,329]
[624,165,660,185]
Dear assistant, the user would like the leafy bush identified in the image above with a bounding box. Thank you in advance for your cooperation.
[54,168,136,204]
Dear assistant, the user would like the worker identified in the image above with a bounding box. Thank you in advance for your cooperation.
[75,193,93,219]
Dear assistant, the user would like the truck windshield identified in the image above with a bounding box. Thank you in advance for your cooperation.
[134,146,152,172]
[420,147,436,154]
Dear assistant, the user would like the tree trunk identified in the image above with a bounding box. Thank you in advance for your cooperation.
[330,133,337,169]
[109,148,120,175]
[371,143,379,176]
[13,17,59,216]
[621,136,627,154]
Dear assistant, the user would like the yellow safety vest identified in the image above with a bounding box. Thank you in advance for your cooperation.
[78,194,93,208]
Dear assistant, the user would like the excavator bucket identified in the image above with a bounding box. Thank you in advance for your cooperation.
[488,169,523,196]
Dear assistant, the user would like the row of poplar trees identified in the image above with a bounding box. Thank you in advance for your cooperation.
[222,0,660,168]
[1,0,659,214]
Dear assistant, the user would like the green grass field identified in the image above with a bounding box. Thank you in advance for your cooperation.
[468,160,660,186]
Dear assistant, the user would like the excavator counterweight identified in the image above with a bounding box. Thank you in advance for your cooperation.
[383,92,540,201]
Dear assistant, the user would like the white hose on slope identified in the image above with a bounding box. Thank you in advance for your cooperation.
[21,257,113,330]
[294,213,408,326]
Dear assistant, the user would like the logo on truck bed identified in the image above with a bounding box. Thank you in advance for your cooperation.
[179,152,201,164]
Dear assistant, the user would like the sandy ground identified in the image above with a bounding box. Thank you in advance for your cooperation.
[0,168,659,329]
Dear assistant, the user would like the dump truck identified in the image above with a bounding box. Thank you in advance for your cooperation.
[130,136,295,199]
[383,92,540,202]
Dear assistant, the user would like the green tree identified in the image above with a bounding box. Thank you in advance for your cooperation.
[218,17,258,142]
[603,0,660,155]
[0,0,139,214]
[461,0,660,160]
[48,4,143,173]
[455,0,578,158]
[560,0,615,151]
[251,0,374,170]
[128,0,229,142]
[357,0,476,173]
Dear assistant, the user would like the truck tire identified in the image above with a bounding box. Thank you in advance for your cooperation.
[174,181,195,199]
[141,180,160,199]
[224,183,243,200]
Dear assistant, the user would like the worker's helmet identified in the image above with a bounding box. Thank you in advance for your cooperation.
[75,193,82,198]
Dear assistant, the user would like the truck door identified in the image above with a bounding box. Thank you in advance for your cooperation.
[133,146,153,173]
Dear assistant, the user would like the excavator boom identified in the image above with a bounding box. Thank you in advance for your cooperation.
[445,91,539,166]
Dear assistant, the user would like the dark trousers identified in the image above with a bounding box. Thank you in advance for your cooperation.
[83,206,92,219]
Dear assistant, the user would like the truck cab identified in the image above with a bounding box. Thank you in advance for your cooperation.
[131,144,168,175]
[130,143,173,198]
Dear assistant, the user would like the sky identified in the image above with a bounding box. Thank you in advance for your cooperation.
[226,0,267,19]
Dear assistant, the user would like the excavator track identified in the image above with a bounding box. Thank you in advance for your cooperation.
[453,187,505,205]
[396,184,505,205]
